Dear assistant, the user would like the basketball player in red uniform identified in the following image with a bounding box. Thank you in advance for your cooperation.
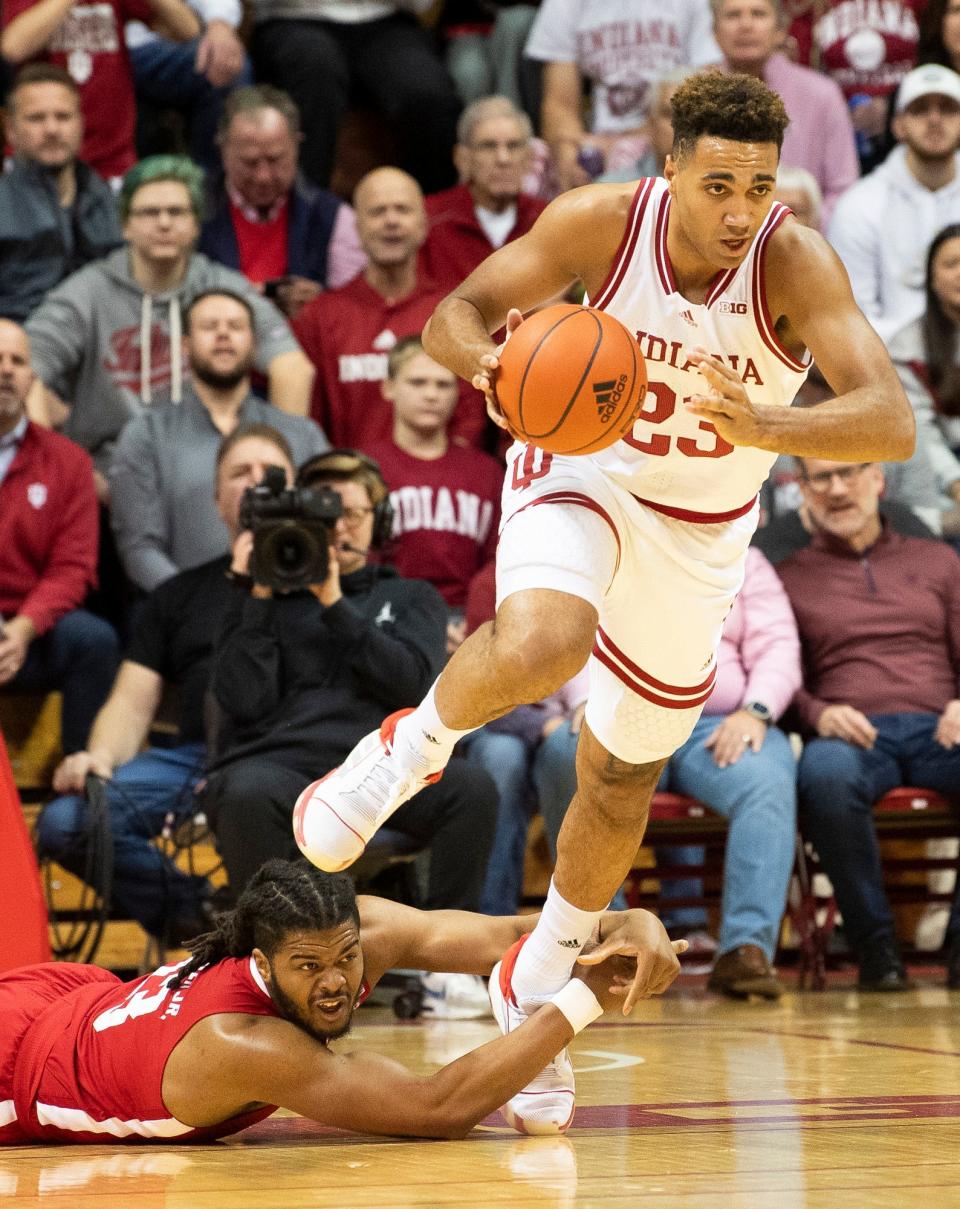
[294,72,916,1133]
[0,860,682,1145]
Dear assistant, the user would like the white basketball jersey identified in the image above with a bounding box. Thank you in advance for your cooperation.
[587,177,811,520]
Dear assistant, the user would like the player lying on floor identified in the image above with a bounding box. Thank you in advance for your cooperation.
[0,859,685,1145]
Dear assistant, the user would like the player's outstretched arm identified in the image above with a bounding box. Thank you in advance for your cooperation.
[358,895,684,1009]
[168,961,625,1140]
[687,221,915,463]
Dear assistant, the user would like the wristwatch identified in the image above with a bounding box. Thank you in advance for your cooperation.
[742,700,773,724]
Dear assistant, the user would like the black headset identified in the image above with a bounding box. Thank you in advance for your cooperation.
[296,448,395,550]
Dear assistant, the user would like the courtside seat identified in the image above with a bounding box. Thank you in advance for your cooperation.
[625,793,730,960]
[793,787,960,989]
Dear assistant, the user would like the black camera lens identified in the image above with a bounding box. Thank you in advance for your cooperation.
[259,522,323,587]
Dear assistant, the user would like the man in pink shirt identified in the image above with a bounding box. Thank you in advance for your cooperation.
[713,0,859,226]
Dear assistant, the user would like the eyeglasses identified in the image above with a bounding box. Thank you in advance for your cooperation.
[128,205,195,221]
[801,463,873,492]
[469,139,527,157]
[340,505,374,526]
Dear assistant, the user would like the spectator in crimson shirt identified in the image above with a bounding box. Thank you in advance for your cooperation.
[786,0,926,171]
[419,95,546,295]
[0,0,199,180]
[367,337,503,649]
[293,167,487,454]
[777,457,960,992]
[0,319,118,752]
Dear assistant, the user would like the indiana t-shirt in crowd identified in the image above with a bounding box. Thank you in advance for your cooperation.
[787,0,925,101]
[3,0,151,178]
[367,440,503,607]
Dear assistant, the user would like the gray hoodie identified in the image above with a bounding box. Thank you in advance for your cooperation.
[26,246,300,472]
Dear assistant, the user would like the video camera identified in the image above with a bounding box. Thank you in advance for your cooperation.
[239,465,343,591]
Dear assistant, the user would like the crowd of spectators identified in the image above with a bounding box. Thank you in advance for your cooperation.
[5,0,960,1001]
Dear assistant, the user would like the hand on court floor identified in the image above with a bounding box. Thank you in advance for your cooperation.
[576,910,688,1014]
[472,308,524,434]
[685,349,761,447]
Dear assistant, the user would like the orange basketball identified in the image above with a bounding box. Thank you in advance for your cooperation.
[496,303,647,456]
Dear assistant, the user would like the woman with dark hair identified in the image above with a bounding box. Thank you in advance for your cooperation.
[889,222,960,533]
[918,0,960,72]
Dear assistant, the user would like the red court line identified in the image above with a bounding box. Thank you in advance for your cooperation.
[592,1017,960,1058]
[234,1094,960,1144]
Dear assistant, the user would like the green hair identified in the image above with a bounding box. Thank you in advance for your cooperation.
[119,155,206,222]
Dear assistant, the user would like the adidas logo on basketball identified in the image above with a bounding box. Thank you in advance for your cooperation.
[591,374,628,423]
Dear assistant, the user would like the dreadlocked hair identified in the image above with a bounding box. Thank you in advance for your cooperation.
[671,71,789,162]
[168,859,359,990]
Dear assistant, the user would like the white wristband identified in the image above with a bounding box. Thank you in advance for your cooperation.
[550,980,604,1034]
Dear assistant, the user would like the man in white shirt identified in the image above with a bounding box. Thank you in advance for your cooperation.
[524,0,719,192]
[829,63,960,341]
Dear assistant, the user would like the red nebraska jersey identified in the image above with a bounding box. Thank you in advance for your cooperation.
[0,958,279,1144]
[292,274,487,452]
[2,0,150,178]
[787,0,926,100]
[368,440,503,606]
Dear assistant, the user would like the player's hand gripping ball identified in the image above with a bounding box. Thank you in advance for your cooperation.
[495,303,647,455]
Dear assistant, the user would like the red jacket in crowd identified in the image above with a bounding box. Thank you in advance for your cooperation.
[0,422,98,635]
[419,184,546,294]
[293,273,487,451]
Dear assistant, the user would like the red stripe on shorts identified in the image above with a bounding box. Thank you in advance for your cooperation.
[596,627,717,696]
[592,644,716,711]
[506,490,622,574]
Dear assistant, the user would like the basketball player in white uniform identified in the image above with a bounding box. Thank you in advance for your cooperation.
[293,73,915,1133]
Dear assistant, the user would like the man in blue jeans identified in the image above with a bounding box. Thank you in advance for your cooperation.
[37,424,297,942]
[779,457,960,990]
[127,0,251,173]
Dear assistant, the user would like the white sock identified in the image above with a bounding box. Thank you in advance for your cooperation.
[512,879,603,1007]
[392,681,477,773]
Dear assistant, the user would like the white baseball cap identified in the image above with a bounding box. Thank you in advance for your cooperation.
[895,64,960,114]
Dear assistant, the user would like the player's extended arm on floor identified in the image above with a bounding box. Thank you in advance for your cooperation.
[357,895,684,1009]
[170,961,625,1140]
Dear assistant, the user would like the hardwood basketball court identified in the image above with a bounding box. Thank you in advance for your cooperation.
[6,978,960,1208]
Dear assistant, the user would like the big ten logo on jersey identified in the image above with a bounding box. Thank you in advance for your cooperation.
[92,963,196,1032]
[718,301,747,315]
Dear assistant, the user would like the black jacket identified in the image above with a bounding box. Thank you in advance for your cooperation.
[0,157,122,322]
[206,563,447,777]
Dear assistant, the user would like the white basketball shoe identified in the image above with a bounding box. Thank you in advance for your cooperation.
[488,937,576,1135]
[293,709,442,873]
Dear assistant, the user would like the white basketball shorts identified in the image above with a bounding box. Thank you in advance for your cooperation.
[497,443,757,764]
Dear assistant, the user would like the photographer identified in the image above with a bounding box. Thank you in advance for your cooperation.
[109,288,328,594]
[37,424,297,942]
[198,451,499,943]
